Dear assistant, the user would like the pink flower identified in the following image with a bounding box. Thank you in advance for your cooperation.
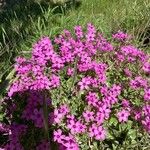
[133,111,141,121]
[78,77,91,90]
[98,103,111,119]
[67,68,74,76]
[124,68,132,77]
[5,23,150,149]
[142,117,150,133]
[67,120,78,134]
[100,85,109,96]
[80,53,91,64]
[59,104,70,115]
[83,110,94,122]
[117,109,130,122]
[49,104,68,125]
[86,23,96,42]
[51,56,64,70]
[53,109,64,124]
[95,126,106,141]
[110,84,121,97]
[54,130,79,150]
[88,124,98,137]
[95,112,105,125]
[121,99,130,107]
[53,129,63,143]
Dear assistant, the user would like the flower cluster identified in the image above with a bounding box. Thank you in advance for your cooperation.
[5,124,27,150]
[113,31,130,41]
[1,23,150,149]
[54,129,79,150]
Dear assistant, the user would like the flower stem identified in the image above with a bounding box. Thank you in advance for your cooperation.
[70,57,78,93]
[43,92,50,147]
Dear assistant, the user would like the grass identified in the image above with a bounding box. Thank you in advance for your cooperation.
[0,0,150,83]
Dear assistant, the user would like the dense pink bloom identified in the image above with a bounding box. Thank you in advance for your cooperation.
[98,103,111,119]
[115,53,125,62]
[49,75,60,88]
[113,31,130,41]
[142,117,150,133]
[31,108,44,128]
[36,140,51,150]
[143,105,150,116]
[67,120,86,134]
[4,124,27,150]
[88,124,106,141]
[32,37,54,65]
[121,45,138,56]
[130,76,148,89]
[86,23,96,42]
[144,88,150,101]
[86,92,99,107]
[80,53,91,64]
[54,131,79,150]
[97,34,113,52]
[90,78,99,88]
[74,26,83,39]
[100,85,109,96]
[142,62,150,74]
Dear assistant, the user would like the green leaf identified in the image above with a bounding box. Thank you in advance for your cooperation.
[109,117,118,126]
[119,123,127,131]
[128,129,137,140]
[107,132,114,140]
[0,114,3,121]
[112,143,118,150]
[126,120,133,129]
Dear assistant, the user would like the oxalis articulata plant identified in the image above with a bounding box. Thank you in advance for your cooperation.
[0,24,150,150]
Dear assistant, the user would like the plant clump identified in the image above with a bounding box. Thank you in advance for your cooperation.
[1,23,150,150]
